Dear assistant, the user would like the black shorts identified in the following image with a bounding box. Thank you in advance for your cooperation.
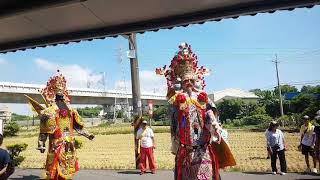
[302,144,314,156]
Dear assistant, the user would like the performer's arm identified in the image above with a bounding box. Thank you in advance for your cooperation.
[72,110,95,140]
[0,165,7,175]
[74,127,94,140]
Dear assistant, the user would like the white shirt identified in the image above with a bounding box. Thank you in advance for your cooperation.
[136,127,154,148]
[301,125,315,147]
[266,129,285,151]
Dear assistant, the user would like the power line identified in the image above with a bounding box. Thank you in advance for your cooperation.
[259,80,320,90]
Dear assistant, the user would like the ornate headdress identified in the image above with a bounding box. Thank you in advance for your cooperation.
[156,43,210,93]
[41,70,71,103]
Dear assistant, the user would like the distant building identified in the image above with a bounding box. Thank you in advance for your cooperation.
[0,105,12,123]
[209,88,259,104]
[284,92,320,100]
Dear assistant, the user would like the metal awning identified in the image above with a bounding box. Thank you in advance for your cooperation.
[0,0,319,53]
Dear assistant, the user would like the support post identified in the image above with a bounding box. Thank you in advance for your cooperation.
[128,33,142,168]
[273,54,284,117]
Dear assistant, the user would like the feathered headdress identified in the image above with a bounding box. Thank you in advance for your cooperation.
[41,70,71,103]
[156,43,210,94]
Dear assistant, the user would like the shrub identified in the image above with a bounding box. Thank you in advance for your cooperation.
[232,119,243,127]
[98,121,113,127]
[6,143,28,166]
[4,122,20,137]
[74,138,83,149]
[153,120,171,126]
[241,114,272,126]
[277,115,297,127]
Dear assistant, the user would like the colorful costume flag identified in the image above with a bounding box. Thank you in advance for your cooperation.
[26,72,94,180]
[156,43,236,180]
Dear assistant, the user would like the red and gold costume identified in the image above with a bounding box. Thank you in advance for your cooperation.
[26,72,94,180]
[156,43,236,180]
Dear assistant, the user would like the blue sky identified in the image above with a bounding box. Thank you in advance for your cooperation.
[0,6,319,114]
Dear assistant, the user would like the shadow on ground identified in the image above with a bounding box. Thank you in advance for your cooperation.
[117,170,141,175]
[294,172,320,179]
[9,175,40,180]
[242,172,271,175]
[249,157,268,160]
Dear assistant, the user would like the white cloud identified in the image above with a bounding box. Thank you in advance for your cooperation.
[140,70,166,94]
[34,58,103,88]
[0,58,8,65]
[113,70,166,94]
[34,59,165,93]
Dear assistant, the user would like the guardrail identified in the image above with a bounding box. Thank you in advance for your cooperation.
[0,82,166,100]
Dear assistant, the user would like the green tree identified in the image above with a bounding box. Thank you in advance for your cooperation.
[301,85,320,94]
[290,94,315,113]
[217,99,245,123]
[77,106,103,118]
[238,102,266,118]
[11,113,33,121]
[274,85,298,94]
[4,122,20,137]
[153,105,168,121]
[253,90,280,118]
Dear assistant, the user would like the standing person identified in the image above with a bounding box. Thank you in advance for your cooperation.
[299,115,317,173]
[265,129,271,159]
[314,110,320,173]
[136,120,156,175]
[266,121,287,175]
[0,134,14,180]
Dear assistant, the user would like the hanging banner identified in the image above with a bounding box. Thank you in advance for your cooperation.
[148,100,154,118]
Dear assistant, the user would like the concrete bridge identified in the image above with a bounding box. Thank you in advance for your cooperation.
[0,82,167,106]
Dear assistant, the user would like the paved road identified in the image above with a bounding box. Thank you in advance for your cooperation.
[9,169,320,180]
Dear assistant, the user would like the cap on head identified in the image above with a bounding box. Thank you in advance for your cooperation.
[303,115,310,121]
[142,120,148,124]
[315,110,320,120]
[271,120,278,125]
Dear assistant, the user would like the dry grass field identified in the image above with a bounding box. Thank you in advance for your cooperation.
[3,130,307,172]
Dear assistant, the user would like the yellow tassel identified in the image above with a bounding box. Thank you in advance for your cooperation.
[138,140,141,154]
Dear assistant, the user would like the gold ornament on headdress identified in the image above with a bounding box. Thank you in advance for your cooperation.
[156,43,210,94]
[41,70,71,103]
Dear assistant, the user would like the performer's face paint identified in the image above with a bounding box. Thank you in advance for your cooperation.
[182,79,194,95]
[55,94,64,101]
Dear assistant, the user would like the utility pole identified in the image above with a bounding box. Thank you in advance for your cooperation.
[272,54,284,116]
[128,33,142,168]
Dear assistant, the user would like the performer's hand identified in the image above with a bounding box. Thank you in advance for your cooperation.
[37,147,46,153]
[153,145,156,149]
[88,134,95,140]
